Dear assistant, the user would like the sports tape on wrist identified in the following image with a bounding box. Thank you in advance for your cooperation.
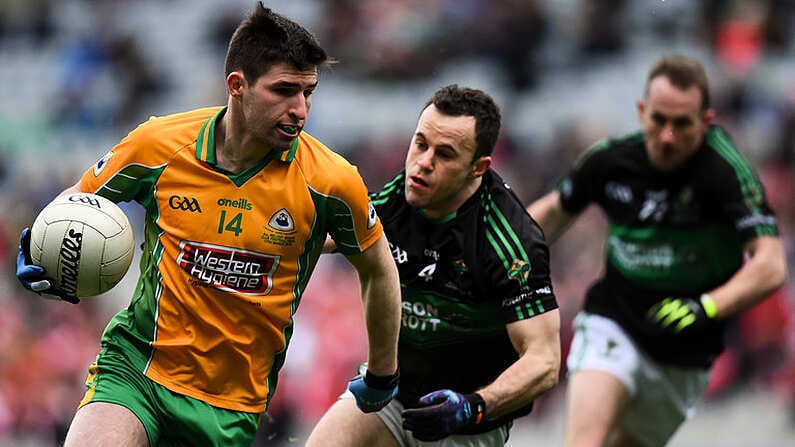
[700,293,717,319]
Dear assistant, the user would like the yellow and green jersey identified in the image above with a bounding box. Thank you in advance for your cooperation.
[79,106,381,412]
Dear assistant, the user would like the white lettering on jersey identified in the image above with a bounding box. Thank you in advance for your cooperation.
[418,263,436,282]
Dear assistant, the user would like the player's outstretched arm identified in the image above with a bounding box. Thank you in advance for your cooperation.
[402,310,561,441]
[344,234,401,409]
[477,309,561,418]
[703,235,788,318]
[526,191,576,243]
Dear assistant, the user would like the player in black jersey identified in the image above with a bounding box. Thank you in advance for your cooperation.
[528,55,788,447]
[307,85,561,446]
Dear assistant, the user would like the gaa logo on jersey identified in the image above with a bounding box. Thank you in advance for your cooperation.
[177,241,279,295]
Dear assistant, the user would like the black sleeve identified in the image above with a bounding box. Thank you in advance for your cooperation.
[484,204,558,324]
[557,139,609,214]
[703,127,779,242]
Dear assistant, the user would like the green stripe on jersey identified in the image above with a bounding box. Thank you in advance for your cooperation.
[96,164,167,206]
[707,128,776,237]
[481,189,531,292]
[266,193,325,409]
[371,173,404,206]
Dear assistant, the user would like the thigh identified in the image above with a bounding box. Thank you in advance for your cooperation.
[564,369,630,447]
[306,398,399,447]
[565,313,638,447]
[77,352,162,445]
[434,427,509,447]
[64,401,149,447]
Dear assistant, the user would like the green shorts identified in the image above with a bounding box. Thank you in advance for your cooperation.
[79,342,260,446]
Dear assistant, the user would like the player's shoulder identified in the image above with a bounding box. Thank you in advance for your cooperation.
[702,125,748,167]
[478,172,549,277]
[573,130,644,168]
[124,106,223,158]
[481,171,543,235]
[292,130,362,187]
[134,106,220,136]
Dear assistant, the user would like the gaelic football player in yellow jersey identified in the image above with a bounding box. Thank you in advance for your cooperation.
[15,3,401,446]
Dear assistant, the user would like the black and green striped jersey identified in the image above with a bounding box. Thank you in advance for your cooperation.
[558,125,778,367]
[371,169,557,433]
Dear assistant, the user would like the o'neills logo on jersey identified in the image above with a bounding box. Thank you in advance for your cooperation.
[217,198,253,210]
[59,228,83,296]
[177,241,279,295]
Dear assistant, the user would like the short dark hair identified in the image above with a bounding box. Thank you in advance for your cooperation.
[423,84,502,159]
[224,2,330,84]
[645,55,710,110]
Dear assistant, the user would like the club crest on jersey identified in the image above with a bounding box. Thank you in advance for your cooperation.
[453,259,468,274]
[508,259,531,286]
[261,208,297,246]
[268,208,295,232]
[367,202,378,229]
[93,151,113,176]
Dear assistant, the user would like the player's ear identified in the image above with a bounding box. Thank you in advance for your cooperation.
[701,107,715,127]
[227,72,245,98]
[636,99,646,121]
[470,156,491,178]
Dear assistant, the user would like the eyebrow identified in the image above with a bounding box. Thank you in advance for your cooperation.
[651,111,694,123]
[271,80,319,89]
[414,132,457,152]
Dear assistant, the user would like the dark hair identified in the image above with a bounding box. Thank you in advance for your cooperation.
[224,2,330,84]
[423,84,501,159]
[645,55,710,110]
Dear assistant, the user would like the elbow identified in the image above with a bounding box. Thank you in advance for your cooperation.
[538,355,561,394]
[763,251,789,295]
[769,261,788,294]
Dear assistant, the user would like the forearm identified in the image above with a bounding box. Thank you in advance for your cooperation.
[352,235,401,375]
[477,351,559,419]
[526,191,575,243]
[477,311,561,419]
[360,267,401,375]
[707,236,787,318]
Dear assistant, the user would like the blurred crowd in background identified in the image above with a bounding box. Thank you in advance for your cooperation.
[1,0,795,445]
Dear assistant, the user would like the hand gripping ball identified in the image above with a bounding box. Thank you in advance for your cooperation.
[30,193,134,297]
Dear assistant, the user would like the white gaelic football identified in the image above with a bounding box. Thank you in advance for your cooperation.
[30,193,134,297]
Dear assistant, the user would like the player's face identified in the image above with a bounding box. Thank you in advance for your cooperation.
[404,105,488,218]
[637,75,713,171]
[236,62,318,151]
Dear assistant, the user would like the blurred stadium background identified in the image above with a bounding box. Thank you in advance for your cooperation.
[1,0,795,445]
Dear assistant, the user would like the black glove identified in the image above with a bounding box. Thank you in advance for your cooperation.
[402,390,486,441]
[647,294,716,334]
[16,227,79,304]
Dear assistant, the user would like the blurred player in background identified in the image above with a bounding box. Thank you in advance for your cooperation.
[15,3,401,446]
[307,84,561,446]
[527,54,788,447]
